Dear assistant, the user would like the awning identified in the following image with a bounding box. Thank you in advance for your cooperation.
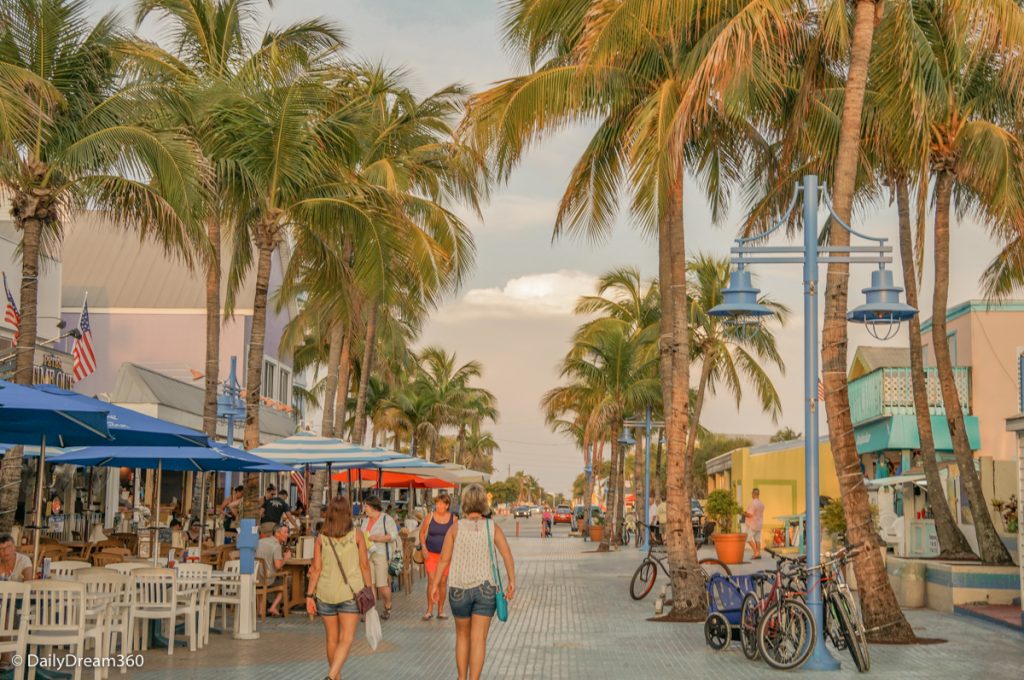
[331,470,455,489]
[854,414,981,454]
[247,432,405,466]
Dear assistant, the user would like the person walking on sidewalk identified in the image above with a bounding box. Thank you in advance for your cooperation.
[306,496,373,680]
[430,484,516,680]
[420,492,456,620]
[362,495,399,619]
[743,488,766,559]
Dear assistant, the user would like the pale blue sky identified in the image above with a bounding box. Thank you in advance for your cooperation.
[94,1,1000,495]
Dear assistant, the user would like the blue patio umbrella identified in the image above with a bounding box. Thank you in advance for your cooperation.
[0,379,113,571]
[33,384,208,447]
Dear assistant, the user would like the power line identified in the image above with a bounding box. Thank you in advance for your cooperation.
[493,437,573,447]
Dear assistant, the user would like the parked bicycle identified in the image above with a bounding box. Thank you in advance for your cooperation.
[738,550,815,670]
[629,522,732,600]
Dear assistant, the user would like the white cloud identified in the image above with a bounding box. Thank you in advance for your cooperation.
[435,270,598,322]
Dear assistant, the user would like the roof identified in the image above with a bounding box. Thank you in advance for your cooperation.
[111,363,294,441]
[920,299,1024,333]
[60,212,271,311]
[849,347,911,381]
[749,435,831,456]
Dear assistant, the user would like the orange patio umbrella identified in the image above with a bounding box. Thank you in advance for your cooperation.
[332,469,455,489]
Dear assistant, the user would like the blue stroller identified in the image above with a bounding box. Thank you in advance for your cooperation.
[703,573,760,651]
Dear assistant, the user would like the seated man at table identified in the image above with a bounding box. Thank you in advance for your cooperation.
[255,523,292,617]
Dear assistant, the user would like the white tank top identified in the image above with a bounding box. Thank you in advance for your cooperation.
[448,518,494,589]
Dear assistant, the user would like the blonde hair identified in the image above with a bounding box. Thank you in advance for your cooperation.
[460,484,489,516]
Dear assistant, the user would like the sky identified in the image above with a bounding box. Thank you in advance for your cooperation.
[96,1,1004,496]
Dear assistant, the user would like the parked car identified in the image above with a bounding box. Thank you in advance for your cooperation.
[553,505,573,524]
[513,505,530,518]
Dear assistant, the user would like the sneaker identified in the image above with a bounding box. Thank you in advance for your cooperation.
[381,607,391,620]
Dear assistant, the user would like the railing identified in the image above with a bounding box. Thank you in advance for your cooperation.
[848,366,971,424]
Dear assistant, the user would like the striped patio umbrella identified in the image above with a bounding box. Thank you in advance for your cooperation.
[246,431,406,466]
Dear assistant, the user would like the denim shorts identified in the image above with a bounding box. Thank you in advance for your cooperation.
[448,582,497,619]
[315,596,359,616]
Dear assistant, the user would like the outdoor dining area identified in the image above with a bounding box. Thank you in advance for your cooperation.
[0,379,485,679]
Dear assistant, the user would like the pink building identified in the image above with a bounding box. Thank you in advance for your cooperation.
[59,213,301,444]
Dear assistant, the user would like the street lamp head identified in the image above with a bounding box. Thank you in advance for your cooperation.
[847,268,917,341]
[618,429,636,447]
[708,267,774,334]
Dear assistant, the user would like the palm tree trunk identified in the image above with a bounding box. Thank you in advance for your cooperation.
[931,170,1012,564]
[242,228,277,516]
[822,0,916,643]
[598,434,620,553]
[320,322,344,437]
[662,161,702,620]
[653,431,663,503]
[194,217,223,517]
[685,358,714,469]
[1,187,50,532]
[333,330,352,440]
[896,180,975,558]
[351,302,379,444]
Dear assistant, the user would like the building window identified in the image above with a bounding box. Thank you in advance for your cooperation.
[279,368,290,404]
[261,359,275,399]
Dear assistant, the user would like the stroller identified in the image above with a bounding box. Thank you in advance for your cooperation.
[703,573,760,651]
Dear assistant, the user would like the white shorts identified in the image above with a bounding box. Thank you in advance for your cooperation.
[747,527,762,542]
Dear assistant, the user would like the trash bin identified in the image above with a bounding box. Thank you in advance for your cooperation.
[899,561,927,608]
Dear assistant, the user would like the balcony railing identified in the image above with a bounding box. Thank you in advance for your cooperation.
[848,366,971,425]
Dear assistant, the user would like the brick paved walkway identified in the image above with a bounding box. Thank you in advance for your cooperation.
[131,517,1023,679]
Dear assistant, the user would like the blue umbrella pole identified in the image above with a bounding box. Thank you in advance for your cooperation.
[31,433,47,574]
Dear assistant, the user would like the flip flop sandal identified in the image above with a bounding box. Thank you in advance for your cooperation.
[422,613,434,621]
[437,613,449,620]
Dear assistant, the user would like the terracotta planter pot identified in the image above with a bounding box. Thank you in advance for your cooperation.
[711,533,747,564]
[589,525,604,543]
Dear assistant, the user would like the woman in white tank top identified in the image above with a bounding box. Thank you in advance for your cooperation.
[429,484,515,680]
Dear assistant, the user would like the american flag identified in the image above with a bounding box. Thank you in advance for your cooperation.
[72,300,96,381]
[3,273,19,345]
[290,470,307,507]
[817,378,825,401]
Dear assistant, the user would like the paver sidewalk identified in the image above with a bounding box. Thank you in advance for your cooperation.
[134,518,1024,679]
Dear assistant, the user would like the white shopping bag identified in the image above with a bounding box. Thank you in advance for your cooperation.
[365,607,383,651]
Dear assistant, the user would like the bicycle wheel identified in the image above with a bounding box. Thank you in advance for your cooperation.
[740,593,761,660]
[704,612,731,650]
[832,590,870,672]
[622,528,633,546]
[756,598,815,670]
[629,559,657,600]
[699,558,733,579]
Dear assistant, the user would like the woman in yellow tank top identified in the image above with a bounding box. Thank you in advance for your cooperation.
[305,496,373,680]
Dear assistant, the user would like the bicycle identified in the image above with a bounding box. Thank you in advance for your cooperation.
[740,548,815,670]
[622,513,639,547]
[786,543,870,672]
[629,522,732,600]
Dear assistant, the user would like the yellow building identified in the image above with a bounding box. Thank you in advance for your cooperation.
[705,436,841,531]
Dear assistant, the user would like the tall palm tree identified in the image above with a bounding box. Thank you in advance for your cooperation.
[0,0,204,530]
[871,0,1023,564]
[686,254,787,467]
[461,427,499,474]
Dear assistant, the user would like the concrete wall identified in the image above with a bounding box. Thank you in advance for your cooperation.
[887,555,1021,612]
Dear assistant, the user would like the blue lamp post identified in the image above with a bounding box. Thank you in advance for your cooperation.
[709,174,916,670]
[618,428,636,544]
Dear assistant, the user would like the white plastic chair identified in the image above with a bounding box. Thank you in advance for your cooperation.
[49,560,92,580]
[0,582,28,680]
[105,563,147,577]
[130,569,188,655]
[208,559,241,634]
[25,580,87,680]
[75,569,131,678]
[174,563,210,649]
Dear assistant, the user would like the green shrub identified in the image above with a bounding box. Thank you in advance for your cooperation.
[705,489,743,533]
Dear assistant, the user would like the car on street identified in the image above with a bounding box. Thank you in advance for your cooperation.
[530,505,541,516]
[553,505,573,524]
[513,505,530,518]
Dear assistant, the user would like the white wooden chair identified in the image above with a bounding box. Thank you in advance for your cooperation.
[208,559,241,634]
[49,560,92,580]
[75,569,131,678]
[0,582,28,680]
[25,580,87,680]
[105,563,147,577]
[131,568,195,655]
[174,563,210,649]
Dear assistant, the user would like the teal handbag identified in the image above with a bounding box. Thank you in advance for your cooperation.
[486,519,508,622]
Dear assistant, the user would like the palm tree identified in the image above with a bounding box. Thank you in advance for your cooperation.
[461,427,499,474]
[686,254,787,468]
[871,1,1022,564]
[413,346,496,462]
[0,0,204,530]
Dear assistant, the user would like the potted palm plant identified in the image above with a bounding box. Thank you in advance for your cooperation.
[705,490,746,564]
[588,512,605,543]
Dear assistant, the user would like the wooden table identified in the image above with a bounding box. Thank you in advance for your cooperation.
[60,541,89,558]
[282,558,311,612]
